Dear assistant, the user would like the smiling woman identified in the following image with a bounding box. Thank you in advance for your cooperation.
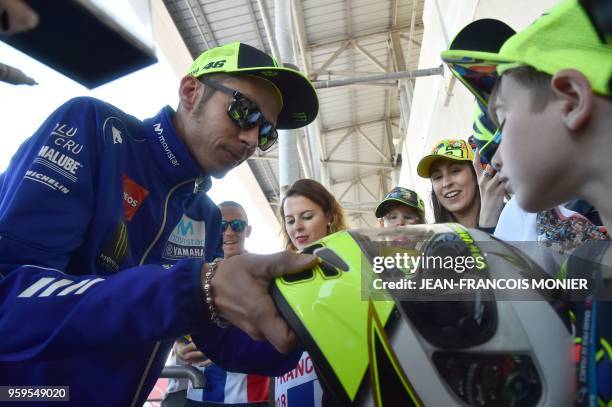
[417,139,481,227]
[430,160,479,225]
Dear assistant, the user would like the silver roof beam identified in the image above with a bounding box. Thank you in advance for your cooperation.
[313,66,443,89]
[325,160,393,169]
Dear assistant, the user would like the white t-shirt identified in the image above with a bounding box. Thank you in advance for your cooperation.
[274,352,322,407]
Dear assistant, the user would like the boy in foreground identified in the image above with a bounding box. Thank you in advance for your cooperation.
[441,0,611,404]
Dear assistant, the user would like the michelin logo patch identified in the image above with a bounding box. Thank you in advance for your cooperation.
[24,170,71,194]
[163,214,205,260]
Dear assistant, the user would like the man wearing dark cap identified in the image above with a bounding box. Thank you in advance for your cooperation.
[0,42,319,405]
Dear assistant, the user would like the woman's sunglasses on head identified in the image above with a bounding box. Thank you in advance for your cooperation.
[221,219,247,232]
[198,77,278,151]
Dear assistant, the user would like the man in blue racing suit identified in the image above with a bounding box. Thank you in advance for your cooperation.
[0,42,319,405]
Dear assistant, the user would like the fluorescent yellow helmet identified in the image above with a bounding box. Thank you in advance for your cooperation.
[272,224,574,406]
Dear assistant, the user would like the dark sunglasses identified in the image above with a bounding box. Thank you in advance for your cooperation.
[220,219,247,232]
[478,120,505,167]
[198,77,278,151]
[387,190,413,201]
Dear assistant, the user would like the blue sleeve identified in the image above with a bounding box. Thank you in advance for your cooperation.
[0,259,210,361]
[0,97,100,270]
[0,255,298,371]
[191,328,303,376]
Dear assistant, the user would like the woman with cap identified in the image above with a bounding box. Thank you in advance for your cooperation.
[276,178,348,406]
[417,138,504,230]
[375,186,426,227]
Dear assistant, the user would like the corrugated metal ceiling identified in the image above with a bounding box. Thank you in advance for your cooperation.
[163,0,428,227]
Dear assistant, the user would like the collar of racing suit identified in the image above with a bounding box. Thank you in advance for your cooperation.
[143,106,211,191]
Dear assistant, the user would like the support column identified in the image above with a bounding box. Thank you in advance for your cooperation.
[275,0,300,197]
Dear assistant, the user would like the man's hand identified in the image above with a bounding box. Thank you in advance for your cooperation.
[175,340,211,366]
[473,151,506,228]
[206,251,319,353]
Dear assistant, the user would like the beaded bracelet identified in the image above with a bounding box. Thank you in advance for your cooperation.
[202,257,230,328]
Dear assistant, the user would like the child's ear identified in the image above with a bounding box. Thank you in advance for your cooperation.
[550,69,593,132]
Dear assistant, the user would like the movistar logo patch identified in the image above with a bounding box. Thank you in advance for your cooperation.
[163,214,206,260]
[153,123,180,167]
